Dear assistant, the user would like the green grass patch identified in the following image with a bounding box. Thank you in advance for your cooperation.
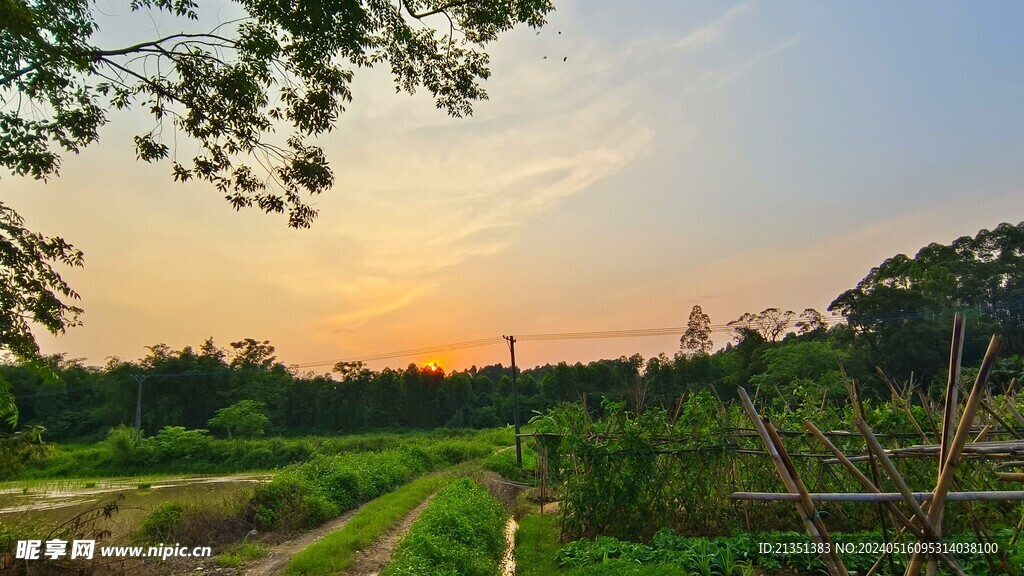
[284,473,452,576]
[382,478,507,576]
[514,514,565,576]
[216,541,269,569]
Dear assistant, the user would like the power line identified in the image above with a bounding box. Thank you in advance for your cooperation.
[291,298,1024,368]
[295,336,505,368]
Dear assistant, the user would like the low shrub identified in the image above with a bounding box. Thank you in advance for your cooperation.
[382,478,507,576]
[139,495,252,547]
[427,439,494,466]
[139,501,185,543]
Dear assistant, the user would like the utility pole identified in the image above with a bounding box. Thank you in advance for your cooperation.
[133,374,148,431]
[503,335,522,468]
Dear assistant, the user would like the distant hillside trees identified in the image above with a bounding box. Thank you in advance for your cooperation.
[829,222,1024,381]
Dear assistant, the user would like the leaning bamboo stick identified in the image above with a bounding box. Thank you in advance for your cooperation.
[738,388,848,576]
[854,379,899,576]
[906,335,1002,576]
[930,315,965,576]
[804,421,964,576]
[765,419,847,573]
[940,313,965,474]
[856,419,938,536]
[1004,392,1024,430]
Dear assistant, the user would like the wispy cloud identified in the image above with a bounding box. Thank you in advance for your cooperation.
[673,0,758,51]
[251,37,654,339]
[687,35,801,93]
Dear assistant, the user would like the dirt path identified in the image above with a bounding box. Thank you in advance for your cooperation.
[345,494,436,576]
[244,505,365,576]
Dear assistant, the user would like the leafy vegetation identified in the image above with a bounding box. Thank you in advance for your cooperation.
[538,392,1017,541]
[285,473,452,576]
[137,492,253,547]
[382,478,507,576]
[207,400,270,438]
[251,439,494,531]
[482,444,537,484]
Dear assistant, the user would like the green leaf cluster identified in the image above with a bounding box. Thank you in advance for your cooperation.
[382,478,507,576]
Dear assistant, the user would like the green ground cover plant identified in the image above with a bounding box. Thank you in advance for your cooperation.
[382,478,507,576]
[284,473,452,575]
[514,514,566,576]
[555,529,1024,575]
[216,541,269,569]
[136,492,253,547]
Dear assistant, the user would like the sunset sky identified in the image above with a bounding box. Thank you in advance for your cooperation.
[4,1,1024,372]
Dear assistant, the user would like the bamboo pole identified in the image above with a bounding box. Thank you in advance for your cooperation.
[738,388,848,576]
[804,421,965,576]
[729,491,1024,502]
[906,335,1002,576]
[854,381,899,576]
[765,419,844,566]
[856,419,939,536]
[929,315,965,576]
[940,313,965,473]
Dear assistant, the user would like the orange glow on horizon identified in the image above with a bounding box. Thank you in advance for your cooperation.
[422,360,443,372]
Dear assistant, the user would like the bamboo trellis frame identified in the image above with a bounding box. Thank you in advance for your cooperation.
[731,314,1023,576]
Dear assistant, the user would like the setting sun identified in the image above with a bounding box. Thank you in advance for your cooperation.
[422,361,443,372]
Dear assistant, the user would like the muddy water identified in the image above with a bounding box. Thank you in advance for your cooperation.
[0,474,271,540]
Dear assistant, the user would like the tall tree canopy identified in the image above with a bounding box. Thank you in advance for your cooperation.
[829,222,1024,378]
[680,305,713,355]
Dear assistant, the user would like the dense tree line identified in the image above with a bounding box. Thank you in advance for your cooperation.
[3,223,1024,440]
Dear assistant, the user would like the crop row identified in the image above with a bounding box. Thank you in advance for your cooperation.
[382,478,507,576]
